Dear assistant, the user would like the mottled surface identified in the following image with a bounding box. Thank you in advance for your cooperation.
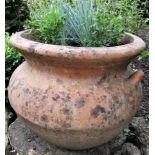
[8,31,145,150]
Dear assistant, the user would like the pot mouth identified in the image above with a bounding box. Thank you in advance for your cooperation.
[10,30,146,64]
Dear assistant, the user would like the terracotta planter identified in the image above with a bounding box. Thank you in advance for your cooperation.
[8,31,145,150]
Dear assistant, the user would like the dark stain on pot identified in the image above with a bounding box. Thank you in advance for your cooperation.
[69,75,73,79]
[25,101,28,107]
[114,74,118,78]
[97,75,106,85]
[91,123,95,127]
[97,125,101,128]
[33,89,38,96]
[77,91,80,95]
[45,86,52,92]
[52,95,60,101]
[42,95,48,100]
[66,115,71,121]
[100,95,107,100]
[103,115,108,122]
[10,89,13,94]
[62,95,71,102]
[59,91,66,96]
[56,79,62,83]
[86,94,89,97]
[62,122,71,128]
[91,49,98,54]
[110,105,113,110]
[121,119,125,122]
[41,115,48,122]
[35,105,40,109]
[33,113,38,121]
[114,114,117,120]
[62,107,71,115]
[75,97,86,108]
[112,96,119,104]
[68,50,74,53]
[107,111,111,115]
[28,44,38,53]
[45,50,49,54]
[49,108,53,113]
[124,91,133,103]
[17,93,20,98]
[89,87,94,94]
[91,105,106,118]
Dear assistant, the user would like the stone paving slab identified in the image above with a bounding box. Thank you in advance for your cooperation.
[8,118,127,155]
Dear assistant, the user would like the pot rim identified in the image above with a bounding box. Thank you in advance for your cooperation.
[10,30,146,62]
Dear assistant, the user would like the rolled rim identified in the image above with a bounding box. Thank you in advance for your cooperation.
[10,30,146,63]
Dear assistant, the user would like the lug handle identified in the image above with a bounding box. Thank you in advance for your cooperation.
[127,70,144,86]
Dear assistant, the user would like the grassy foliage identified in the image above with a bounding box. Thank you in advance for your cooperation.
[60,0,97,46]
[25,0,144,47]
[60,0,143,47]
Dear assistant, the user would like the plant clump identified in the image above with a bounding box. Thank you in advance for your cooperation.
[25,0,144,47]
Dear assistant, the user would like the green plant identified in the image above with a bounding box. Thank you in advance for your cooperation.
[144,112,149,120]
[6,111,13,120]
[137,50,149,60]
[60,0,143,47]
[60,0,97,46]
[123,128,135,136]
[25,1,66,44]
[5,0,29,33]
[5,32,24,106]
[25,0,144,47]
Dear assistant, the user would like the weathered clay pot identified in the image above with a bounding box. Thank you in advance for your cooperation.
[8,31,145,150]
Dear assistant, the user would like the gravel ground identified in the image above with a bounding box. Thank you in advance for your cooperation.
[134,28,149,116]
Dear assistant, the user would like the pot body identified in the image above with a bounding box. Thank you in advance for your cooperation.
[8,31,145,150]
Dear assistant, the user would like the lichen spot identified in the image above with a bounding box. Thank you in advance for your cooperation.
[112,96,119,103]
[52,95,60,101]
[62,107,71,115]
[25,101,28,107]
[41,115,48,122]
[91,105,106,118]
[75,97,86,108]
[62,122,71,128]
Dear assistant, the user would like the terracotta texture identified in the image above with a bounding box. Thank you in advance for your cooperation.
[8,31,146,150]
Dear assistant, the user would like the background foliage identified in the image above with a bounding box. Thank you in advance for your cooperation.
[5,0,29,34]
[138,0,149,21]
[5,0,28,106]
